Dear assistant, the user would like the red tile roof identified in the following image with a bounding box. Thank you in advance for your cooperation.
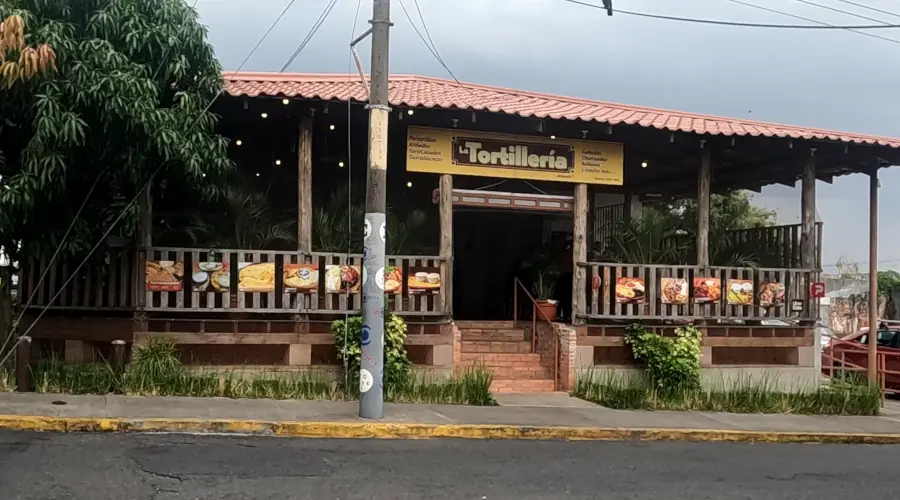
[224,72,900,148]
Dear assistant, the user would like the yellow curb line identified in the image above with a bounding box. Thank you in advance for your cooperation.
[0,415,899,444]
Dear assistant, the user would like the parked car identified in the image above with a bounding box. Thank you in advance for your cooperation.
[823,324,900,392]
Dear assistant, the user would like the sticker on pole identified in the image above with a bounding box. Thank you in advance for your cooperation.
[361,325,372,346]
[379,222,386,242]
[375,267,385,290]
[364,219,372,240]
[359,369,374,393]
[362,266,368,286]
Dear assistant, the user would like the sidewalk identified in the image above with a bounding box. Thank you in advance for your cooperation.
[2,391,900,443]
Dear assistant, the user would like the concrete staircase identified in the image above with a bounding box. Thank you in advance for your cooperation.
[456,321,556,393]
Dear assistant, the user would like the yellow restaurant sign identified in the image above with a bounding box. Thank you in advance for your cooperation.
[405,126,624,185]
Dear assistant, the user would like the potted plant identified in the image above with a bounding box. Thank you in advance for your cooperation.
[532,270,559,321]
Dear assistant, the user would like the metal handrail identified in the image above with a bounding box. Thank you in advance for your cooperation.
[823,338,900,397]
[513,277,559,391]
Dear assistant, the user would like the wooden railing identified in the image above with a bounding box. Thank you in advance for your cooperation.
[576,262,816,322]
[142,247,448,316]
[18,250,138,310]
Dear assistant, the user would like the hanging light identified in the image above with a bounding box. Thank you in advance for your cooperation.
[235,139,243,146]
[407,109,414,116]
[329,124,335,131]
[641,161,648,168]
[550,135,556,140]
[406,181,413,188]
[282,98,289,105]
[261,113,268,119]
[338,161,345,168]
[255,172,260,177]
[275,160,282,166]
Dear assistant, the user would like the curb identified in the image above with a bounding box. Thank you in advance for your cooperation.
[1,415,900,444]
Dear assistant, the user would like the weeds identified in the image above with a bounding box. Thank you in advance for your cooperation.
[573,369,882,416]
[26,340,496,405]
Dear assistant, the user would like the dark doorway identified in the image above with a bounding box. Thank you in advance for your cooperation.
[452,210,551,320]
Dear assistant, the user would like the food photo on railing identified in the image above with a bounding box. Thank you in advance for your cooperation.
[578,262,818,320]
[142,247,446,315]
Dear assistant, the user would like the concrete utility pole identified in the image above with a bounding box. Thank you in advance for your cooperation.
[360,0,391,420]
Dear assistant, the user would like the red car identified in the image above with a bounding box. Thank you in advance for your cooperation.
[823,324,900,392]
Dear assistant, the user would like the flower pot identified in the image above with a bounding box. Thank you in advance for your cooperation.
[536,300,558,322]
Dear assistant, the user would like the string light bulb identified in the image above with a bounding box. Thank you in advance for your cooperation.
[260,113,268,119]
[255,172,260,177]
[338,161,345,168]
[275,160,281,166]
[550,135,556,140]
[329,124,335,130]
[282,98,289,105]
[641,161,648,168]
[235,139,242,146]
[407,181,413,188]
[407,109,414,115]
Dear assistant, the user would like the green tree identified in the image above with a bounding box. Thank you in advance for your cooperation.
[663,191,776,232]
[0,0,232,262]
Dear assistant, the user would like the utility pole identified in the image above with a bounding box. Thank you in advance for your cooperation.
[360,0,391,420]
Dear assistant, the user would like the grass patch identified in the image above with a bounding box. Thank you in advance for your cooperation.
[27,341,496,406]
[573,369,882,416]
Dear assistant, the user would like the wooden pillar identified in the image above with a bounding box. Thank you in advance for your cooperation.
[297,116,313,252]
[868,164,879,382]
[572,183,588,325]
[135,185,152,311]
[623,192,642,223]
[696,147,711,268]
[800,156,817,270]
[439,174,453,315]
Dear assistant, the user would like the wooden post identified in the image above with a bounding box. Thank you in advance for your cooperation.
[15,336,31,392]
[868,164,879,383]
[111,340,127,374]
[439,174,453,315]
[297,116,313,252]
[572,183,588,325]
[697,147,711,268]
[800,156,817,270]
[623,192,641,223]
[134,185,152,331]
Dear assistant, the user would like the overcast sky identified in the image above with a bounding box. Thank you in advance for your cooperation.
[196,0,900,271]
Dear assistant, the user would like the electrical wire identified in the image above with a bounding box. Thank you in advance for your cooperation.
[280,0,340,73]
[0,0,300,368]
[834,0,900,19]
[396,0,461,84]
[724,0,900,45]
[562,0,900,28]
[0,172,104,356]
[412,0,450,76]
[794,0,891,25]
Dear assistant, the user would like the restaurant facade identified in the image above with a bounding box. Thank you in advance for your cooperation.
[16,72,900,392]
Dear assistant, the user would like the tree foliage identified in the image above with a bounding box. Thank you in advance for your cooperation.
[0,0,232,261]
[599,191,778,266]
[0,14,55,88]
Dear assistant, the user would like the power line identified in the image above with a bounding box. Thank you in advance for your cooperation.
[794,0,890,25]
[412,0,449,72]
[280,0,340,72]
[724,0,900,45]
[834,0,900,20]
[0,0,300,367]
[562,0,900,28]
[396,0,461,84]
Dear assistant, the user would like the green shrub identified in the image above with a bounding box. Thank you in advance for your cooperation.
[625,323,701,394]
[573,370,882,416]
[331,313,411,390]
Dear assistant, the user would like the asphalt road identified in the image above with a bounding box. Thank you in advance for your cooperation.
[0,432,895,500]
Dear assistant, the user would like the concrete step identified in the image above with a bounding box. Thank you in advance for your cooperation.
[479,365,552,379]
[460,352,543,364]
[454,320,516,329]
[490,379,556,393]
[460,329,527,342]
[460,340,532,354]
